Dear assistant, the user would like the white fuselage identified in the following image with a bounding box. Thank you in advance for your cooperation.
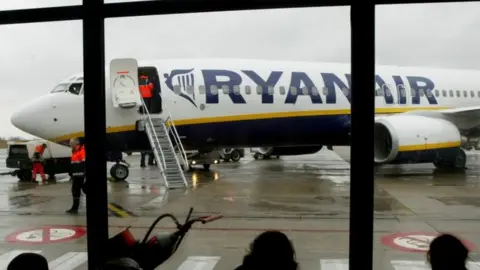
[10,58,480,155]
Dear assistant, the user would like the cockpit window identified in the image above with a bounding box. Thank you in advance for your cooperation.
[68,83,83,95]
[51,83,69,93]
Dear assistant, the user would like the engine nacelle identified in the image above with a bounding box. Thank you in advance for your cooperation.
[374,115,461,164]
[258,146,323,156]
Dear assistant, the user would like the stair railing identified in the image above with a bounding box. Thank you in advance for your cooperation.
[140,98,168,175]
[162,101,189,170]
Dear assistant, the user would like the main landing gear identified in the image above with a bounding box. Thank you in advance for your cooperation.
[110,163,130,182]
[108,151,131,182]
[433,148,467,170]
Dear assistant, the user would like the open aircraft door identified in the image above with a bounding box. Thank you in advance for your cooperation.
[110,58,142,109]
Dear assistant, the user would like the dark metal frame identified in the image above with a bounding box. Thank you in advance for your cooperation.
[0,0,465,269]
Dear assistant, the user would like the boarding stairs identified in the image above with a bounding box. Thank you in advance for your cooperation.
[141,100,189,189]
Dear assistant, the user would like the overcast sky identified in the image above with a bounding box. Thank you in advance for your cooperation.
[1,1,480,138]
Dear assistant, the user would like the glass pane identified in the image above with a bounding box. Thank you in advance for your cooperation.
[106,6,351,270]
[375,3,479,270]
[0,0,80,11]
[6,20,82,145]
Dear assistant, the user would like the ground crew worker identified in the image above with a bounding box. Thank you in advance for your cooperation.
[31,143,47,183]
[66,138,86,214]
[139,75,154,113]
[140,152,155,167]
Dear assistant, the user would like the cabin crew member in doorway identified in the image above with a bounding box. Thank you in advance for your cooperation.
[31,143,47,183]
[139,75,154,113]
[67,138,86,214]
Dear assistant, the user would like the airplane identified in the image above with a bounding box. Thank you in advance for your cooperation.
[9,58,480,181]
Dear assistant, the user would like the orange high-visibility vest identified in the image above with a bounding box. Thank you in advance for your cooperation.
[34,144,45,155]
[139,83,154,98]
[71,145,86,177]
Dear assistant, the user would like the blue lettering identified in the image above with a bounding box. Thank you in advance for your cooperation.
[242,70,283,104]
[285,72,322,104]
[393,76,406,104]
[375,75,394,104]
[345,74,352,103]
[202,69,246,104]
[407,76,437,105]
[322,73,351,103]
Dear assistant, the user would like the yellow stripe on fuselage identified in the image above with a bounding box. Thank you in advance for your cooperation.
[49,106,451,143]
[398,141,461,152]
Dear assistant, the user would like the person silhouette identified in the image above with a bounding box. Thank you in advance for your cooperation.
[7,252,49,270]
[427,233,469,270]
[235,230,298,270]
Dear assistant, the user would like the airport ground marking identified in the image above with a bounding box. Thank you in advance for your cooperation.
[107,202,136,218]
[4,225,86,244]
[177,256,221,270]
[381,232,476,253]
[48,252,88,270]
[2,250,480,270]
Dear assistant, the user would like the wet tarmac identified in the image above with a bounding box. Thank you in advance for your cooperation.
[1,148,480,269]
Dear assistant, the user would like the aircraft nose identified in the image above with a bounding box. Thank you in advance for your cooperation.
[10,106,31,133]
[10,96,51,136]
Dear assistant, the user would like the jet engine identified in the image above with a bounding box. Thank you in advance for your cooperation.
[257,146,323,156]
[374,115,461,164]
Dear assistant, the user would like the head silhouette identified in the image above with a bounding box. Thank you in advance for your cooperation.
[427,234,469,270]
[7,252,49,270]
[242,230,298,270]
[103,257,143,270]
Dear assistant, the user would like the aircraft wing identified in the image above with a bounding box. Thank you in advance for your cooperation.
[404,106,480,131]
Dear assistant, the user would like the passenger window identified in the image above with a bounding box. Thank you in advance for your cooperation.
[68,83,82,95]
[233,85,240,95]
[322,86,328,96]
[411,89,416,97]
[478,91,480,98]
[434,90,439,97]
[426,89,433,97]
[382,85,391,97]
[254,85,260,95]
[400,88,406,97]
[471,90,475,98]
[279,86,286,95]
[463,90,468,97]
[222,85,229,95]
[456,90,460,97]
[210,85,218,95]
[377,88,384,96]
[268,86,274,95]
[419,89,425,97]
[187,85,194,95]
[290,86,297,96]
[199,85,205,94]
[301,87,308,95]
[245,85,251,95]
[342,88,349,97]
[449,90,453,97]
[442,90,446,97]
[173,85,182,94]
[312,87,318,96]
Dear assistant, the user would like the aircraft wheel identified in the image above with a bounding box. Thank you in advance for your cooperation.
[230,150,241,162]
[453,149,467,169]
[276,155,280,159]
[203,164,211,171]
[434,149,467,170]
[18,170,32,182]
[253,154,259,160]
[110,164,129,182]
[263,155,271,159]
